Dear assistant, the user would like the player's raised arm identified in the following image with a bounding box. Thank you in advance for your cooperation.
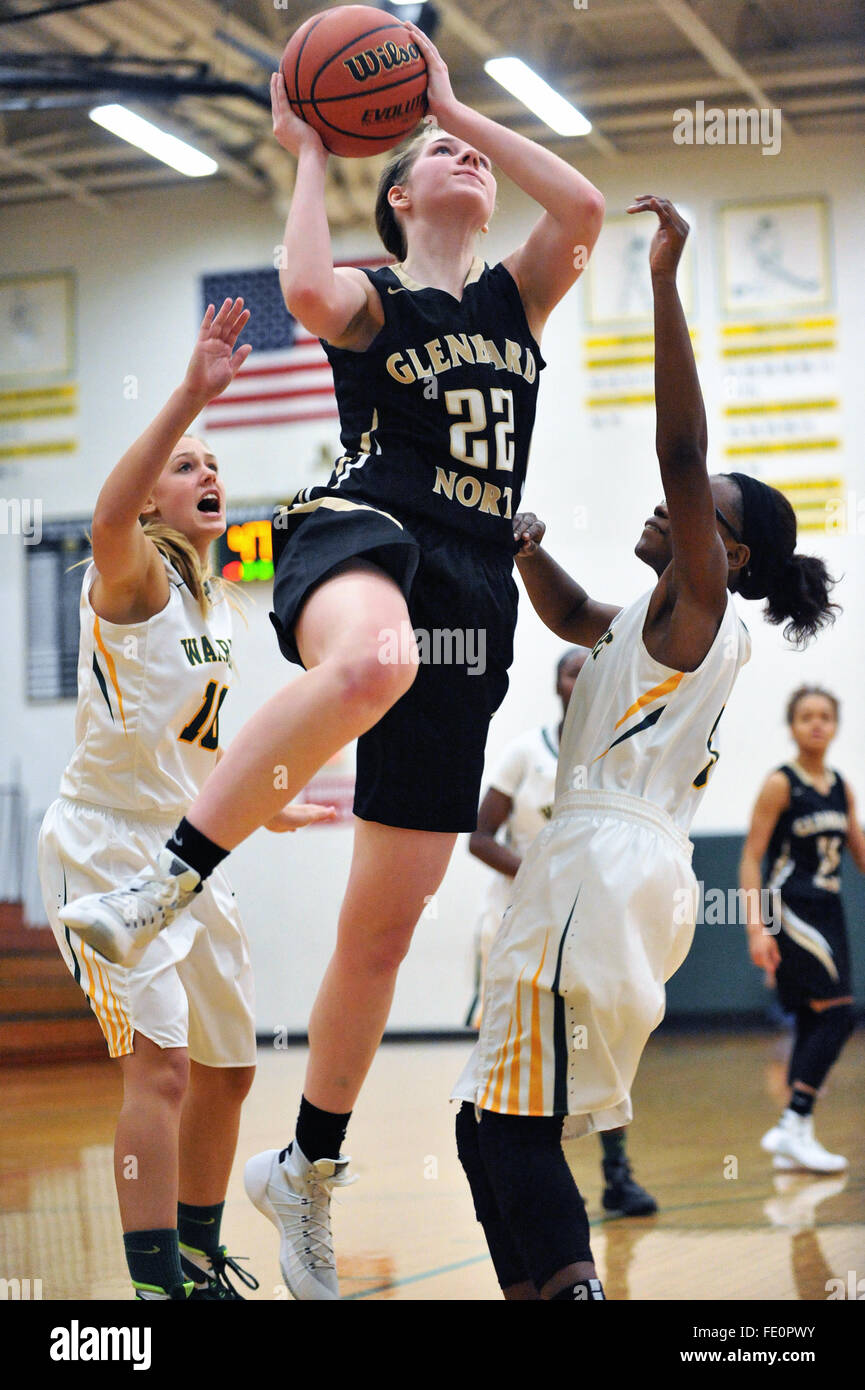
[513,512,621,646]
[91,299,250,605]
[270,74,382,348]
[631,196,728,620]
[404,23,604,339]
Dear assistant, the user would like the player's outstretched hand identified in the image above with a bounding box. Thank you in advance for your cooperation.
[270,71,325,157]
[401,21,457,124]
[184,298,252,402]
[747,926,781,987]
[265,801,338,833]
[513,511,545,557]
[626,195,689,279]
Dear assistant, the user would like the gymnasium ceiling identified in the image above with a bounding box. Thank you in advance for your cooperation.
[1,0,863,223]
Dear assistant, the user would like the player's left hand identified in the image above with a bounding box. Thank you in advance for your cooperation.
[513,511,545,557]
[184,298,252,402]
[264,802,337,832]
[626,195,689,278]
[401,21,457,122]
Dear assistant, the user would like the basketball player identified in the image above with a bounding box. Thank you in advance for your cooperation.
[39,299,332,1301]
[468,649,658,1217]
[59,23,605,1300]
[741,687,864,1172]
[452,196,839,1301]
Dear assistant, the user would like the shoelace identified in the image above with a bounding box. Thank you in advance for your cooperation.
[107,877,191,932]
[295,1169,358,1269]
[210,1248,260,1298]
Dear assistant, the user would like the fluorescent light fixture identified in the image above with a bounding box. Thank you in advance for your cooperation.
[484,57,591,137]
[89,104,218,177]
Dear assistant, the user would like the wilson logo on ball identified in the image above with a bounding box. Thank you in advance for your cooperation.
[343,41,421,84]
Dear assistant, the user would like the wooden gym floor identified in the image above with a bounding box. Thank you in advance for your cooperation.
[2,1029,862,1301]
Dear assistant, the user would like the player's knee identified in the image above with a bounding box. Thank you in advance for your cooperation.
[820,1002,854,1048]
[129,1049,189,1110]
[330,641,417,714]
[348,924,414,977]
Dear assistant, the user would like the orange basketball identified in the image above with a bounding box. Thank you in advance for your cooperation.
[281,5,428,158]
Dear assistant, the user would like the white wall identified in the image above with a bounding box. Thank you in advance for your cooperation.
[2,132,863,1029]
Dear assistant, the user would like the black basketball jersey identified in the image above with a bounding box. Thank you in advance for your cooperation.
[766,763,849,903]
[311,258,545,550]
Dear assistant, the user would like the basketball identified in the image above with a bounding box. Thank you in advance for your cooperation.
[281,5,428,158]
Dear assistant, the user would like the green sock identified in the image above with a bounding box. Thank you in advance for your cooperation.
[177,1200,224,1266]
[123,1228,185,1295]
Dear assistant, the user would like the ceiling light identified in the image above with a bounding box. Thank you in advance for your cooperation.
[484,58,591,137]
[89,104,218,177]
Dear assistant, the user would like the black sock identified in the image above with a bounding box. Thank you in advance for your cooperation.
[166,817,229,883]
[123,1228,186,1295]
[789,1089,815,1117]
[290,1095,352,1162]
[600,1129,626,1163]
[177,1200,224,1258]
[550,1278,606,1301]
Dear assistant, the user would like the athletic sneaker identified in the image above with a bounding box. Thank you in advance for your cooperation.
[244,1143,355,1301]
[134,1280,194,1300]
[58,849,201,965]
[181,1245,260,1301]
[601,1157,658,1216]
[760,1110,847,1173]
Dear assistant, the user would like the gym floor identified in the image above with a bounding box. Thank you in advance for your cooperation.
[3,1030,862,1302]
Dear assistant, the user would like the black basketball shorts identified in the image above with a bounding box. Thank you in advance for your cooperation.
[269,497,518,833]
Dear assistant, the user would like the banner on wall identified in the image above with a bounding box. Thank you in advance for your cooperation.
[199,256,388,433]
[718,197,843,531]
[581,212,696,428]
[0,272,77,462]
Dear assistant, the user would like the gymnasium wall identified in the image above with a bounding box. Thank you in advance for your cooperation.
[2,131,862,1031]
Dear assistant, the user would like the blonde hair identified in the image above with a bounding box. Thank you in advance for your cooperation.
[141,519,247,623]
[70,520,247,626]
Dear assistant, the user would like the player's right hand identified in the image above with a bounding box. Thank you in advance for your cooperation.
[626,195,689,278]
[271,71,326,157]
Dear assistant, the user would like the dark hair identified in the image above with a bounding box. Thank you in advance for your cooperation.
[374,124,437,260]
[726,475,840,649]
[556,646,586,680]
[786,686,840,726]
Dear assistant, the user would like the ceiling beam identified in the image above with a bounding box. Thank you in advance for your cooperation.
[653,0,799,141]
[434,0,619,158]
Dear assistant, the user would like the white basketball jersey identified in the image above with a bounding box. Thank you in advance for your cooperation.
[60,556,233,816]
[555,589,750,834]
[489,725,559,858]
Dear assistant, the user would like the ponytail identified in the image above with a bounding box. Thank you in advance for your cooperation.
[727,473,840,648]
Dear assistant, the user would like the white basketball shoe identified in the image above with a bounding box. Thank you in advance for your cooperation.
[244,1143,355,1301]
[760,1110,847,1174]
[58,848,201,965]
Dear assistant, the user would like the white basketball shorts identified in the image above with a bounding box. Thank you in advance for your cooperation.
[38,797,256,1066]
[453,789,698,1137]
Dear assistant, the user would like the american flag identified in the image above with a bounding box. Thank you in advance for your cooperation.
[201,258,389,431]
